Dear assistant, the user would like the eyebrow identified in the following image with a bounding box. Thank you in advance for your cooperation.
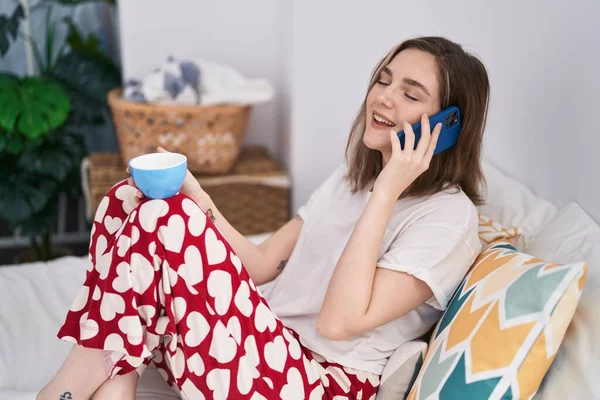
[382,67,431,97]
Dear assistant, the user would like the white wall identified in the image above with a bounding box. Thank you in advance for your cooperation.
[287,0,600,222]
[117,0,600,222]
[117,0,284,161]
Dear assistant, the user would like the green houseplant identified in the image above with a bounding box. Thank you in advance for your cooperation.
[0,0,120,261]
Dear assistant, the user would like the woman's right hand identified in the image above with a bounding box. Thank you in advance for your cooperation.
[126,147,207,205]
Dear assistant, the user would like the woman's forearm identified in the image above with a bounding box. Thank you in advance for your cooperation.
[191,192,274,285]
[317,192,397,337]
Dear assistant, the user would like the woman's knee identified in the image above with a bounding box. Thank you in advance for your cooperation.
[104,179,129,199]
[36,345,108,400]
[99,180,139,216]
[138,193,200,220]
[91,371,139,400]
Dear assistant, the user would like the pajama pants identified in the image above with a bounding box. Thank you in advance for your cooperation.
[57,180,380,399]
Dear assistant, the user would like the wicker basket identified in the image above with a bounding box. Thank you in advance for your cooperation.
[84,146,290,236]
[107,88,252,174]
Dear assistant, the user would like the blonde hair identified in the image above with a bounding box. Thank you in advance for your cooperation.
[344,36,489,205]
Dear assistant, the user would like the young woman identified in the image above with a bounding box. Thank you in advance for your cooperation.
[38,36,489,400]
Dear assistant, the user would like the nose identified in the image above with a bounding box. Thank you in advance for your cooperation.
[376,85,394,108]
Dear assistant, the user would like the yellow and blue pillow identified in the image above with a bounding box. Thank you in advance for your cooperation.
[406,216,587,400]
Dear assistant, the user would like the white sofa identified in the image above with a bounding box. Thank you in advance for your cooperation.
[1,160,598,399]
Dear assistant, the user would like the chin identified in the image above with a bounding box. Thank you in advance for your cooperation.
[362,128,386,152]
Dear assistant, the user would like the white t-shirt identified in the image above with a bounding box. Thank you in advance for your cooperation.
[260,163,481,375]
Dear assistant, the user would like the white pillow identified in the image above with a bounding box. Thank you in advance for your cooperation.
[478,159,558,246]
[376,340,427,400]
[375,159,559,398]
[526,203,600,400]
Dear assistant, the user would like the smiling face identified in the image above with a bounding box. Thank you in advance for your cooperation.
[345,37,490,205]
[363,49,443,160]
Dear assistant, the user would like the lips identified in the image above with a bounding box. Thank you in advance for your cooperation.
[371,111,396,129]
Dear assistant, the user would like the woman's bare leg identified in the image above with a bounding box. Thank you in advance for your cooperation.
[91,370,139,400]
[36,345,108,400]
[39,181,145,400]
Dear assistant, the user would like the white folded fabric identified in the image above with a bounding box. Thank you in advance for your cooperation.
[124,56,274,106]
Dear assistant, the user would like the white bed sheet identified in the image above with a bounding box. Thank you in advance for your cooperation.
[0,233,271,399]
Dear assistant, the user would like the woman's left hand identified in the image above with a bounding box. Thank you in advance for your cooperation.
[372,113,442,202]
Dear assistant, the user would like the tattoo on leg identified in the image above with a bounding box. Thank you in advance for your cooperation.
[60,392,73,400]
[207,209,216,223]
[277,260,288,273]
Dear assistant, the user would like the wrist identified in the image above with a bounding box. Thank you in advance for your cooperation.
[191,190,213,210]
[372,178,410,203]
[370,189,400,207]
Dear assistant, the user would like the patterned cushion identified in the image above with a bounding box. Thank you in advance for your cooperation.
[376,340,427,400]
[478,213,520,246]
[406,216,588,400]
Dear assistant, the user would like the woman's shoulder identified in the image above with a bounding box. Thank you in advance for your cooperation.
[317,162,351,194]
[403,186,479,237]
[298,163,350,215]
[331,162,349,182]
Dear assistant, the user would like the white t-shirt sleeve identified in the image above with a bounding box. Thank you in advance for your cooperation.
[377,224,476,311]
[297,187,321,221]
[297,164,345,221]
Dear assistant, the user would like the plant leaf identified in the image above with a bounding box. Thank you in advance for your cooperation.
[8,5,25,39]
[63,16,103,59]
[0,124,85,234]
[52,51,121,105]
[18,146,73,181]
[0,74,71,138]
[0,22,9,57]
[59,18,119,115]
[18,194,59,237]
[45,7,56,74]
[67,88,111,126]
[60,160,83,197]
[0,187,35,224]
[0,173,57,225]
[1,128,42,155]
[17,127,86,181]
[0,74,20,131]
[0,5,25,57]
[7,133,24,154]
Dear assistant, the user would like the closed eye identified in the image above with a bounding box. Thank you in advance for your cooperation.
[377,80,390,86]
[404,93,418,101]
